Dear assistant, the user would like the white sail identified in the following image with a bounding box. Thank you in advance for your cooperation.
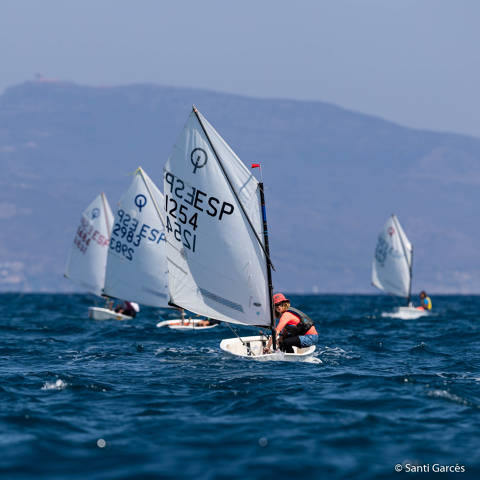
[103,168,170,307]
[65,193,114,296]
[372,214,412,298]
[163,108,270,327]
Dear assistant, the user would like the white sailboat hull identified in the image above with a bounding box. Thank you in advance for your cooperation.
[220,335,316,361]
[382,306,429,320]
[156,319,219,330]
[88,307,133,321]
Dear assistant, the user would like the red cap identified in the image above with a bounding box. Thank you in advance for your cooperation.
[273,293,288,305]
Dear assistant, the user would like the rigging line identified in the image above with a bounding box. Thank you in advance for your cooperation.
[192,106,275,271]
[225,323,253,356]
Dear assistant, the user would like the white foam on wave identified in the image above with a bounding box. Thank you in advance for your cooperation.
[304,356,323,364]
[427,389,477,408]
[154,346,217,356]
[318,346,351,358]
[41,379,67,391]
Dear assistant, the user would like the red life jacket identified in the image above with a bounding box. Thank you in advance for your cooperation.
[283,309,315,336]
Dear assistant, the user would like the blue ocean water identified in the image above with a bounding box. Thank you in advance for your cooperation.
[1,293,479,479]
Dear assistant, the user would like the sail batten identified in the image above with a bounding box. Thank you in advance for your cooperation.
[103,168,170,308]
[164,109,270,327]
[372,214,413,299]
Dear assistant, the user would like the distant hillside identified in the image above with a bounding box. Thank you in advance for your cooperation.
[1,81,480,294]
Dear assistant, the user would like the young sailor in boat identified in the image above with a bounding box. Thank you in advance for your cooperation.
[417,291,432,311]
[114,301,140,318]
[263,293,318,353]
[195,318,221,327]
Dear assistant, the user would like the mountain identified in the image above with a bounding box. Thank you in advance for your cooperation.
[1,80,480,294]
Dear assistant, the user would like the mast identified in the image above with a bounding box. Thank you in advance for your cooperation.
[407,247,413,306]
[258,181,276,350]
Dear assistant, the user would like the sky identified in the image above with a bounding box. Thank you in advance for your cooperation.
[1,0,479,138]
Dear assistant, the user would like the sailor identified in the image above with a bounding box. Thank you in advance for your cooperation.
[195,318,221,327]
[418,291,432,311]
[264,293,318,353]
[115,301,140,318]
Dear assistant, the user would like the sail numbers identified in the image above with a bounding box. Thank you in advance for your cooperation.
[109,208,165,262]
[73,216,109,254]
[164,170,235,253]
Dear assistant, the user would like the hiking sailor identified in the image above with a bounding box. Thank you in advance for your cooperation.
[264,293,318,353]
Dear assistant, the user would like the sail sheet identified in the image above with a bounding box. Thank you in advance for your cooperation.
[163,108,270,326]
[103,168,170,307]
[65,193,114,296]
[372,214,412,298]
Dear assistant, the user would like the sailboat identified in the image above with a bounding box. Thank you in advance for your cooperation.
[100,167,217,329]
[372,214,428,320]
[64,193,128,319]
[162,106,315,359]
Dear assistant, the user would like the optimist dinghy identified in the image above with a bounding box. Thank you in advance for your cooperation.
[88,307,133,321]
[220,336,315,361]
[65,193,120,319]
[372,214,428,320]
[162,107,315,361]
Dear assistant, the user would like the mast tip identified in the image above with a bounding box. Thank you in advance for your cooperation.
[192,105,198,113]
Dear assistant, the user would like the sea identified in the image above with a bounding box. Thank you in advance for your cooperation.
[1,293,479,479]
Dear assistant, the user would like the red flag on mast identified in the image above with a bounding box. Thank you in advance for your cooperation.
[251,163,260,168]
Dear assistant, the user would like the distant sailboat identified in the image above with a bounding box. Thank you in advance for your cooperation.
[64,193,130,319]
[372,214,428,319]
[163,107,315,359]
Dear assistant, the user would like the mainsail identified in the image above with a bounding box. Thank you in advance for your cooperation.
[372,214,413,301]
[65,193,114,296]
[103,168,170,307]
[163,108,271,327]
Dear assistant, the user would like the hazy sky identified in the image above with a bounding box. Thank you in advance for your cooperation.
[1,0,479,137]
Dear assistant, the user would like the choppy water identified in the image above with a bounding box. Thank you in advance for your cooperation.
[1,294,479,479]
